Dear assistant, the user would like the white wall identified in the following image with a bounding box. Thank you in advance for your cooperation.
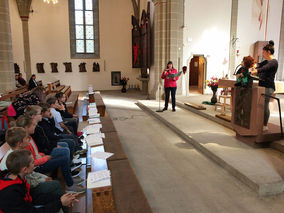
[236,0,283,65]
[183,0,232,82]
[9,0,141,91]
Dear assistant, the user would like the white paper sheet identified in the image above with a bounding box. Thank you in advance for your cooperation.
[88,118,101,124]
[86,135,103,146]
[84,124,102,133]
[87,171,111,189]
[91,151,114,159]
[89,108,98,114]
[88,170,111,183]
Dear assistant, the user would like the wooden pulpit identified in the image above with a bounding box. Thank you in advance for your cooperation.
[219,79,281,144]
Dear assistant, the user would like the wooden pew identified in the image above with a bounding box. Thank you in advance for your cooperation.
[88,93,106,117]
[100,116,117,133]
[66,91,79,114]
[61,86,71,98]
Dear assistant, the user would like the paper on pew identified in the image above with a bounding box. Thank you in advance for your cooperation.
[86,135,103,146]
[89,113,100,119]
[88,104,97,108]
[88,118,100,124]
[85,124,102,134]
[90,132,105,138]
[88,170,111,183]
[89,108,98,114]
[83,124,102,132]
[91,151,114,159]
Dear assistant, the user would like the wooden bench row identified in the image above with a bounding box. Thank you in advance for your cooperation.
[81,94,152,213]
[0,80,43,102]
[47,80,71,98]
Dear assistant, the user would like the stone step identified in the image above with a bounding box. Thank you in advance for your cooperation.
[137,100,284,196]
[271,140,284,154]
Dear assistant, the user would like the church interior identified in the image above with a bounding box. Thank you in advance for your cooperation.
[1,0,284,212]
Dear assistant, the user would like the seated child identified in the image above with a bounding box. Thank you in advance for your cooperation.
[0,127,63,199]
[25,105,77,167]
[235,56,255,87]
[55,92,80,136]
[0,149,78,213]
[16,115,85,194]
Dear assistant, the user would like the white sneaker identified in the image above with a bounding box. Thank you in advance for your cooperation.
[263,126,269,131]
[72,158,82,164]
[73,154,80,159]
[71,162,82,172]
[73,177,85,186]
[65,185,86,194]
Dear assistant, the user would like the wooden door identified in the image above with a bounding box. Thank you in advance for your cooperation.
[198,57,204,94]
[189,56,199,86]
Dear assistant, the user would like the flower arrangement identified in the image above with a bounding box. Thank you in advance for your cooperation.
[206,77,218,90]
[120,77,129,86]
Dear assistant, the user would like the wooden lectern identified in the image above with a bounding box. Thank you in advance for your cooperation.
[219,79,281,144]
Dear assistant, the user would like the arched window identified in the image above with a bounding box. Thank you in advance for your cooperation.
[69,0,99,58]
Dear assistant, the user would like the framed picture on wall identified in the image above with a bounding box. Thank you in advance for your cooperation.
[111,71,121,86]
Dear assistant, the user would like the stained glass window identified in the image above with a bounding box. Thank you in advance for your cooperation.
[72,0,97,55]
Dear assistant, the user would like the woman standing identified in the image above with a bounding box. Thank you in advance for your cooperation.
[161,61,179,112]
[251,40,278,131]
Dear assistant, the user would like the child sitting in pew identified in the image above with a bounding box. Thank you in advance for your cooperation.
[0,127,65,210]
[46,97,85,153]
[25,105,78,167]
[16,115,85,194]
[37,103,82,164]
[0,149,78,213]
[55,92,81,137]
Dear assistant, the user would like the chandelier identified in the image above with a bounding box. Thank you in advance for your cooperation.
[43,0,58,4]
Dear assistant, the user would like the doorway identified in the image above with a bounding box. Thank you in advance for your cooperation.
[189,55,206,94]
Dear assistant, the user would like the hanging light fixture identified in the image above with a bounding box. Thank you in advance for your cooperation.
[43,0,58,4]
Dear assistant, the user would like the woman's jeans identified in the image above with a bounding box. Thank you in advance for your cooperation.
[264,87,275,126]
[164,87,177,109]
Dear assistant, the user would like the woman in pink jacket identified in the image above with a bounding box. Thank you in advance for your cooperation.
[161,61,179,111]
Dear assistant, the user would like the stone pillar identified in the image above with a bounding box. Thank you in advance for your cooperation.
[0,0,15,93]
[276,4,284,81]
[149,0,184,99]
[16,0,32,80]
[228,0,238,78]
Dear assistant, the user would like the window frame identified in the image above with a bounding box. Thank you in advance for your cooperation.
[69,0,100,58]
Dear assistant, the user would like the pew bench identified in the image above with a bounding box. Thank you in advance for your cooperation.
[61,86,71,98]
[87,143,152,213]
[66,91,80,114]
[88,93,106,117]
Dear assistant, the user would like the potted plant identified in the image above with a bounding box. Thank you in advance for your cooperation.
[120,77,129,93]
[206,77,219,104]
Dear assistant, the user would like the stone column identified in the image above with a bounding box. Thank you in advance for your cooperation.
[149,0,184,99]
[16,0,32,80]
[228,0,238,78]
[0,0,15,93]
[276,4,284,81]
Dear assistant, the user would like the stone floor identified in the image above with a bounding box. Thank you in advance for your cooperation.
[95,90,284,213]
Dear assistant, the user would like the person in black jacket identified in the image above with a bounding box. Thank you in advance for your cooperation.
[251,40,278,131]
[28,74,38,90]
[0,150,78,213]
[25,105,75,162]
[18,73,27,86]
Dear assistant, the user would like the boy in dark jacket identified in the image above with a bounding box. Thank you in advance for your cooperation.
[0,149,78,213]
